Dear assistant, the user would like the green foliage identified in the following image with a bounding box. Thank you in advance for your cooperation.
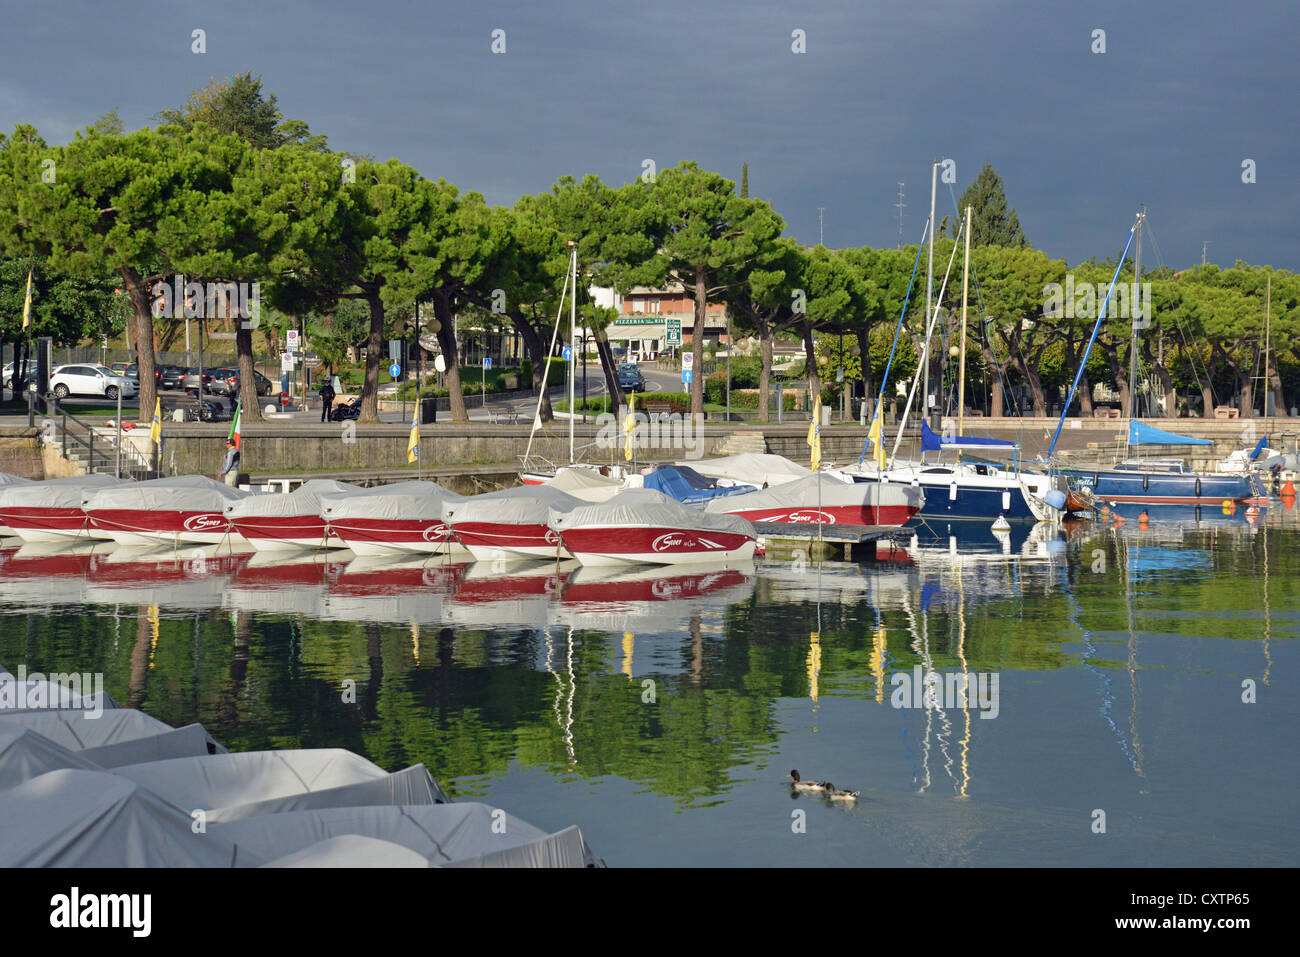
[946,164,1028,247]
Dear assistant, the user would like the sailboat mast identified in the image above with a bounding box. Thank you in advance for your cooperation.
[923,163,937,430]
[568,242,577,465]
[1127,209,1145,422]
[958,205,971,436]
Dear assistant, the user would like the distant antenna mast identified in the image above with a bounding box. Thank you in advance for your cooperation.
[1201,241,1210,266]
[817,207,825,246]
[895,183,907,249]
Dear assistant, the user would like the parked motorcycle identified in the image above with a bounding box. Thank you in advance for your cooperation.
[197,398,230,423]
[328,397,362,422]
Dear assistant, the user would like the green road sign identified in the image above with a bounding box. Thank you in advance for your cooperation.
[666,319,682,345]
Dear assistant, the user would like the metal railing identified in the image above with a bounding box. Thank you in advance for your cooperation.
[45,396,156,477]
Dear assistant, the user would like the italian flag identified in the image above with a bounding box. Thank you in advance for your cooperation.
[228,400,242,450]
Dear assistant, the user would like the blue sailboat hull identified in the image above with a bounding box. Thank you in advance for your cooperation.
[848,474,1039,522]
[1069,468,1258,504]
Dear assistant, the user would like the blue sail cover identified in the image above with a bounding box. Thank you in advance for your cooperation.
[1128,420,1212,446]
[921,419,1016,451]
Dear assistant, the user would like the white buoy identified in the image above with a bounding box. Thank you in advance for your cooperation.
[992,515,1011,533]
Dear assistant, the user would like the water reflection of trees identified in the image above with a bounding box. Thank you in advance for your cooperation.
[0,525,1294,803]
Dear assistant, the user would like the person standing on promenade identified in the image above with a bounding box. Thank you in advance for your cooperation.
[319,377,336,422]
[221,438,241,487]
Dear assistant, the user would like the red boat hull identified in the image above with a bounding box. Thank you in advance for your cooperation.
[326,517,462,556]
[556,524,756,566]
[87,508,234,545]
[450,520,569,560]
[230,515,340,551]
[720,503,919,528]
[0,506,97,543]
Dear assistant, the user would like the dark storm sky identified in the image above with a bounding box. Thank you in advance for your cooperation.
[3,0,1296,270]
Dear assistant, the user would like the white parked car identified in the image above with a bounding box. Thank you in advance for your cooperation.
[49,364,138,400]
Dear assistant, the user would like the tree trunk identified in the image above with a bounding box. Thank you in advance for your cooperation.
[432,292,468,423]
[512,312,552,421]
[1270,365,1287,417]
[857,326,873,413]
[981,343,1004,418]
[120,267,157,424]
[801,320,819,406]
[1106,346,1130,417]
[361,287,385,423]
[690,267,706,416]
[757,323,772,423]
[235,299,260,424]
[588,320,624,410]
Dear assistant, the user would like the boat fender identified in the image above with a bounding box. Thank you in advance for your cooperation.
[1142,473,1149,491]
[992,515,1011,533]
[1195,478,1202,497]
[1093,472,1100,488]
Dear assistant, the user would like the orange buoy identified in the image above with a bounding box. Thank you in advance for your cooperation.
[1283,480,1296,496]
[1138,510,1149,527]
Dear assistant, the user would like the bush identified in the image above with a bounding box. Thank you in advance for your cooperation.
[520,358,532,384]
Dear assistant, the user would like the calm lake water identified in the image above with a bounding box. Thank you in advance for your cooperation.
[2,507,1297,867]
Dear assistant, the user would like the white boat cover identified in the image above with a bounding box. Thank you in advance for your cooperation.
[682,453,812,487]
[0,723,102,793]
[546,467,623,502]
[0,706,170,748]
[0,768,255,866]
[442,484,583,526]
[111,749,449,822]
[0,663,120,714]
[85,474,249,512]
[262,834,430,868]
[0,473,123,510]
[226,479,359,519]
[0,472,33,489]
[704,471,922,514]
[320,480,463,521]
[215,803,598,868]
[81,725,226,768]
[549,488,756,539]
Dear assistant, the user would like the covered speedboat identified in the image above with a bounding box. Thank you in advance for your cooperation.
[0,474,124,543]
[0,473,34,536]
[83,475,249,546]
[320,481,465,556]
[680,453,811,488]
[705,471,924,528]
[640,465,757,505]
[544,466,623,502]
[442,485,582,561]
[548,488,759,566]
[226,479,359,552]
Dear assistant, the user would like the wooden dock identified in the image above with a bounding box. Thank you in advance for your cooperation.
[753,522,899,561]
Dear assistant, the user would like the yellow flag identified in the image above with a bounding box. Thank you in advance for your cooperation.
[867,403,886,468]
[148,397,162,447]
[21,269,33,331]
[623,392,636,462]
[407,416,420,464]
[807,395,822,471]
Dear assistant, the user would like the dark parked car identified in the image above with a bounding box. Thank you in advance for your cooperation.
[209,367,273,397]
[124,363,164,388]
[159,365,186,389]
[616,362,645,392]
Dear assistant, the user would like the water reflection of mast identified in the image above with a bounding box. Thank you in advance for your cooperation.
[956,566,971,797]
[1121,532,1147,780]
[542,627,577,769]
[1261,521,1273,685]
[900,587,934,792]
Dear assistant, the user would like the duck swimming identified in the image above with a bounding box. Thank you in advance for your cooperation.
[825,783,859,802]
[788,769,830,792]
